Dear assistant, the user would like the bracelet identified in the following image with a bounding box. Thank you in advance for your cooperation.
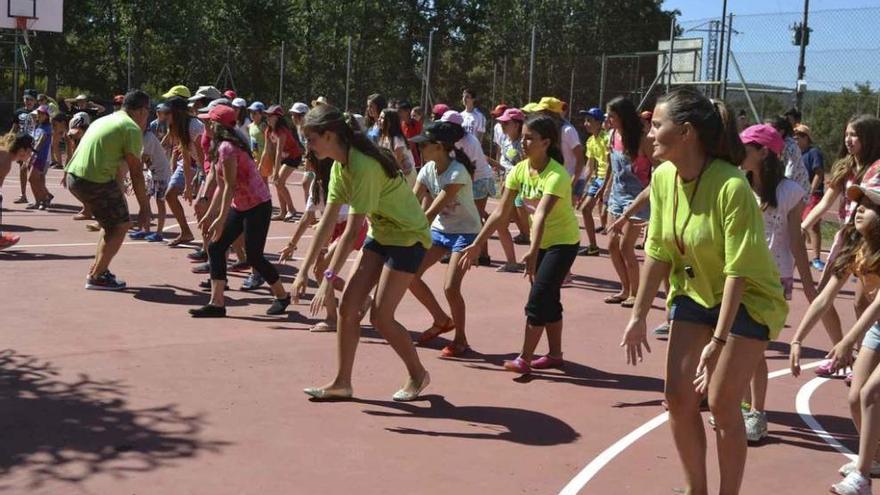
[790,341,801,346]
[711,335,727,346]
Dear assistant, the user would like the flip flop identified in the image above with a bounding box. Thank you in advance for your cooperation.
[417,320,455,345]
[620,296,637,308]
[604,294,627,304]
[167,237,194,247]
[309,321,337,333]
[440,343,471,358]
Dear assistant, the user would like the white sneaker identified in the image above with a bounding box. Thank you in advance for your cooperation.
[744,410,768,443]
[840,460,880,477]
[831,472,872,495]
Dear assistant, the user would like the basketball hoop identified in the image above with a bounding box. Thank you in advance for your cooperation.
[15,16,33,49]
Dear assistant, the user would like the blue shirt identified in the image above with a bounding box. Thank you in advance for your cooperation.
[33,123,52,163]
[801,146,824,195]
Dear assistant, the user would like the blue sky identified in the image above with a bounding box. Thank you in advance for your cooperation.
[663,0,880,20]
[661,0,880,92]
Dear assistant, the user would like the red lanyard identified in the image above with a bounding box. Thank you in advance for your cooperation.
[672,161,709,256]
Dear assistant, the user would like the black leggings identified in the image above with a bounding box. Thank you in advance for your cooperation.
[208,201,279,284]
[524,243,579,326]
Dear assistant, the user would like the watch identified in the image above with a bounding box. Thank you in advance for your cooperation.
[324,269,337,281]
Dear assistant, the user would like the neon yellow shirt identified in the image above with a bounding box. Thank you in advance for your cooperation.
[327,148,431,248]
[505,158,580,249]
[645,160,788,338]
[66,111,143,184]
[586,129,609,179]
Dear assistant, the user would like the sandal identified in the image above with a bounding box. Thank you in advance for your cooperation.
[417,320,455,345]
[85,223,101,232]
[309,321,337,333]
[303,386,353,401]
[167,237,194,247]
[72,213,92,221]
[440,343,471,358]
[604,294,627,304]
[620,296,636,308]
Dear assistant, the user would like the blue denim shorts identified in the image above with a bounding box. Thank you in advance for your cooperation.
[573,178,587,198]
[587,177,605,197]
[472,177,497,200]
[431,230,477,253]
[669,295,770,341]
[169,164,198,191]
[862,323,880,351]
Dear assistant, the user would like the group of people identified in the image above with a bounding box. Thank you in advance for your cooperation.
[3,81,880,495]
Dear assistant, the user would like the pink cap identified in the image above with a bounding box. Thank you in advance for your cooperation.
[198,104,237,128]
[496,108,525,122]
[740,124,784,157]
[431,103,450,117]
[440,110,463,125]
[224,90,237,100]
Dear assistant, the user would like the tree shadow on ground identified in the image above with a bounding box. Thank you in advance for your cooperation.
[0,349,228,491]
[1,224,56,233]
[764,409,857,454]
[351,394,579,446]
[0,252,93,262]
[766,340,828,360]
[43,203,82,213]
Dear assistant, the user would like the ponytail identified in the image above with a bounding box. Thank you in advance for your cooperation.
[657,87,745,165]
[449,145,475,177]
[750,147,784,210]
[209,124,249,163]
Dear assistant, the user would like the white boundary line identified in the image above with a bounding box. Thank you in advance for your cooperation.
[796,377,857,461]
[10,235,311,250]
[558,360,826,495]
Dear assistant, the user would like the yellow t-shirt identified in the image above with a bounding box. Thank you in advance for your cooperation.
[505,158,580,249]
[327,148,431,248]
[586,130,609,180]
[645,160,788,338]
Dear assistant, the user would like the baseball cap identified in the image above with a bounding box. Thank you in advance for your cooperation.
[265,105,285,117]
[32,104,49,115]
[165,96,189,112]
[248,101,266,112]
[536,96,564,114]
[69,111,90,129]
[74,94,88,101]
[431,103,450,118]
[188,85,222,102]
[740,124,784,157]
[162,85,191,99]
[521,102,541,113]
[311,96,329,107]
[410,121,466,145]
[113,95,125,105]
[224,90,237,100]
[289,102,309,114]
[793,124,812,141]
[496,108,525,123]
[23,89,37,100]
[579,107,605,121]
[155,103,170,112]
[232,98,247,108]
[197,98,231,114]
[397,100,413,111]
[198,104,237,128]
[440,110,463,125]
[490,104,508,118]
[846,183,880,206]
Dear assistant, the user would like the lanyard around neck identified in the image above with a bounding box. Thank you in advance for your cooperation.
[672,160,710,256]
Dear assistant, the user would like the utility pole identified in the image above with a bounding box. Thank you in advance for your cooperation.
[528,26,536,102]
[715,0,728,98]
[796,0,810,110]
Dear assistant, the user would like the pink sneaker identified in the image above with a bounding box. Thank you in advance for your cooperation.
[503,356,531,374]
[531,355,564,370]
[815,360,839,377]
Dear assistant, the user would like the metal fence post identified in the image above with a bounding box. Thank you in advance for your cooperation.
[528,25,536,102]
[666,17,676,93]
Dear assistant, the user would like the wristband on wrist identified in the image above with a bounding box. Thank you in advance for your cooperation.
[323,269,337,281]
[711,335,727,346]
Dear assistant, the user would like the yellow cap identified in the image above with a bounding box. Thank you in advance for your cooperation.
[521,102,541,113]
[162,85,191,99]
[536,96,564,114]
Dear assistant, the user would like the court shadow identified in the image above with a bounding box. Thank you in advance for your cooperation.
[1,224,56,232]
[0,349,228,490]
[0,251,93,262]
[127,284,247,307]
[567,274,621,293]
[766,341,827,360]
[43,203,82,213]
[354,395,580,446]
[764,409,858,453]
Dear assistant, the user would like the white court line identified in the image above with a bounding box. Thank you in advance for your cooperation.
[10,235,312,250]
[558,359,826,495]
[796,377,857,461]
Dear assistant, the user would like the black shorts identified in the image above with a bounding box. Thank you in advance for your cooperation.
[669,295,770,341]
[281,157,302,169]
[363,237,427,274]
[67,174,129,229]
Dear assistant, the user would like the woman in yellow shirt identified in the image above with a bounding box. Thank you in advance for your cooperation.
[620,87,787,495]
[291,105,432,403]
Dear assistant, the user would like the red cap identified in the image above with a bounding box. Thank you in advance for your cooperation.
[496,108,525,122]
[740,124,784,156]
[113,94,125,104]
[265,104,285,117]
[224,90,237,100]
[491,104,508,118]
[198,104,237,128]
[431,103,450,117]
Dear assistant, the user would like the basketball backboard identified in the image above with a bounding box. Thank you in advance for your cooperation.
[0,0,62,32]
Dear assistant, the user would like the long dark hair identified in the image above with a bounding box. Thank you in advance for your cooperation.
[366,93,387,128]
[306,150,334,207]
[524,114,564,165]
[831,221,880,278]
[438,142,475,177]
[269,113,291,133]
[766,115,794,139]
[209,123,250,163]
[380,108,408,146]
[746,144,785,210]
[655,87,744,165]
[303,105,400,179]
[607,96,642,159]
[169,106,192,149]
[236,107,247,127]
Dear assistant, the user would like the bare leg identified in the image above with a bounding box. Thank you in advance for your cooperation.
[621,222,642,298]
[408,246,452,326]
[749,357,768,412]
[91,221,132,277]
[520,322,546,362]
[164,188,194,242]
[544,320,563,358]
[18,163,27,199]
[581,196,598,247]
[607,218,629,299]
[475,197,490,258]
[444,251,469,345]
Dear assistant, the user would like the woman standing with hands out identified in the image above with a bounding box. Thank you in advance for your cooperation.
[265,105,302,221]
[189,105,290,318]
[292,105,432,402]
[460,114,580,374]
[620,87,787,495]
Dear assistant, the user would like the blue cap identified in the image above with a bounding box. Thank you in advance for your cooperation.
[579,107,605,121]
[248,101,266,112]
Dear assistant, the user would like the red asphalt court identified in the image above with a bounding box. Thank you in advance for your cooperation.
[0,169,861,494]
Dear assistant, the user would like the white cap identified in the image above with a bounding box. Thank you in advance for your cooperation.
[289,102,309,114]
[440,110,463,125]
[232,98,247,108]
